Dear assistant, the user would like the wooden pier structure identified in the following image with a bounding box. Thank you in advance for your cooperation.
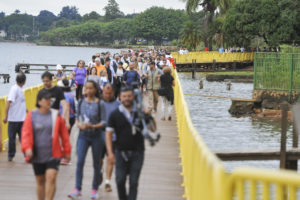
[15,63,81,73]
[172,52,254,72]
[3,69,300,200]
[0,107,184,200]
[0,74,10,83]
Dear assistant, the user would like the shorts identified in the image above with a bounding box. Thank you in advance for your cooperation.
[32,159,60,176]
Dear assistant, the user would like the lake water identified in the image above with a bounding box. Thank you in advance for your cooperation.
[0,42,120,96]
[0,42,296,172]
[178,73,295,172]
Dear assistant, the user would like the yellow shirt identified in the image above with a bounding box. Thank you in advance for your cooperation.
[95,64,106,76]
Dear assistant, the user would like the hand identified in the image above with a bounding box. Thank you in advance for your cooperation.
[107,153,115,165]
[65,121,70,130]
[86,123,93,129]
[25,149,33,160]
[3,117,8,124]
[78,122,87,130]
[64,155,71,163]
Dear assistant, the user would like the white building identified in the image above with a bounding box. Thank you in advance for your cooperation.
[0,30,7,37]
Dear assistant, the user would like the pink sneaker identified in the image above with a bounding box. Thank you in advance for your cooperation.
[68,188,81,199]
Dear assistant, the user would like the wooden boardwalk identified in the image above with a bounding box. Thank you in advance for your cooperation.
[0,108,184,200]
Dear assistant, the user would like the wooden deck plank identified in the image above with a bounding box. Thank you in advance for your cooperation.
[0,104,184,200]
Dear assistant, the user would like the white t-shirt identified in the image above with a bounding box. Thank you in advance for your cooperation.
[7,85,26,122]
[88,61,95,68]
[159,60,172,67]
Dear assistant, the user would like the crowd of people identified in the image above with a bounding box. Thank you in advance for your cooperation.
[3,48,176,200]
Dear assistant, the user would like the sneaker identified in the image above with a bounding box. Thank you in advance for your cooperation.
[90,189,98,199]
[68,188,81,199]
[168,116,172,121]
[105,183,112,192]
[8,157,13,162]
[61,158,70,165]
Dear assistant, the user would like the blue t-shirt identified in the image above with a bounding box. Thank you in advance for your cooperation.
[60,92,75,118]
[103,100,121,141]
[124,71,140,86]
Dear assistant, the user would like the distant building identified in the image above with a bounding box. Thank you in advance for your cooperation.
[0,30,7,37]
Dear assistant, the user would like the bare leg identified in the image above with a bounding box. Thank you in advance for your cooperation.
[35,175,46,200]
[45,169,58,200]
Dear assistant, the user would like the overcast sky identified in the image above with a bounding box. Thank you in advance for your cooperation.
[0,0,186,16]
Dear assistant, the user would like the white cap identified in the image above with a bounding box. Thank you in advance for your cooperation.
[56,64,63,71]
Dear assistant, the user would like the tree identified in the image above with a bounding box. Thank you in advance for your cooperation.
[37,10,57,31]
[14,9,20,14]
[58,6,81,20]
[0,12,5,18]
[223,0,300,47]
[133,7,188,44]
[104,0,124,21]
[82,11,101,21]
[184,0,233,49]
[180,20,202,50]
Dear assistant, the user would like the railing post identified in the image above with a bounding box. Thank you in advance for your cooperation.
[280,102,288,169]
[289,54,294,103]
[254,52,257,90]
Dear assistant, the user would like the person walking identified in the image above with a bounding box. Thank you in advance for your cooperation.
[73,60,87,100]
[123,63,140,87]
[68,80,106,200]
[159,67,175,121]
[3,72,27,161]
[106,87,145,200]
[145,61,162,112]
[40,71,70,130]
[101,84,121,192]
[21,89,71,200]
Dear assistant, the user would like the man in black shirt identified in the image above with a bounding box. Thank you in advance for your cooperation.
[106,87,144,200]
[40,71,70,129]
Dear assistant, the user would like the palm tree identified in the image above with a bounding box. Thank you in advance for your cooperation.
[182,0,233,49]
[180,20,202,50]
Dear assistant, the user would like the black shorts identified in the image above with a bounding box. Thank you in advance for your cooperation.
[32,159,60,176]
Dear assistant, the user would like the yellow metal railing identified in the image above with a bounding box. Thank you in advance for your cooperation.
[173,70,226,200]
[171,51,254,64]
[173,70,300,200]
[0,81,53,151]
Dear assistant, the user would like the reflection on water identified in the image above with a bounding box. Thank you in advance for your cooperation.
[179,72,296,171]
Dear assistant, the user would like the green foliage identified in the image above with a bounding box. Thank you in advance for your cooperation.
[224,0,300,48]
[37,10,56,31]
[82,11,102,22]
[180,20,202,50]
[133,7,188,44]
[58,6,81,20]
[104,0,124,21]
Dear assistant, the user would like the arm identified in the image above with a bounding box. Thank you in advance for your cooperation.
[21,112,34,162]
[59,116,71,161]
[61,99,70,129]
[105,129,115,164]
[172,80,175,87]
[3,101,11,123]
